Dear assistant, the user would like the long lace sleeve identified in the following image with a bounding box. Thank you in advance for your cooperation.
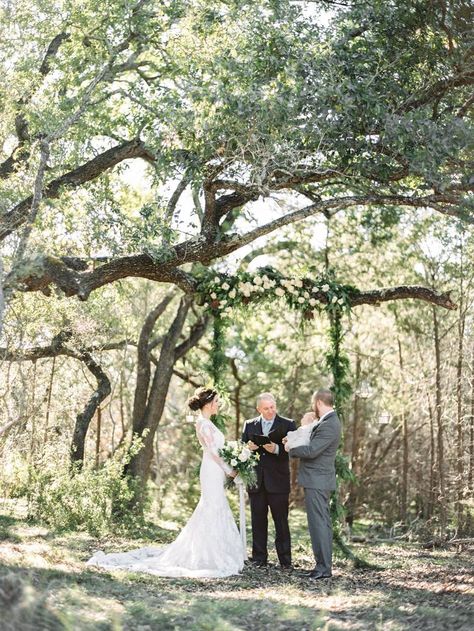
[196,421,233,475]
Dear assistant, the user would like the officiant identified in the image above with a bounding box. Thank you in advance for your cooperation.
[242,392,296,569]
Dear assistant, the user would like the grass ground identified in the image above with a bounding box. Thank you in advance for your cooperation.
[0,498,472,631]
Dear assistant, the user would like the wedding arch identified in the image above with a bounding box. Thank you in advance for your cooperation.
[197,266,456,564]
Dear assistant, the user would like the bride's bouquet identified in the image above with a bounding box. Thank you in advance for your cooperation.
[219,440,260,489]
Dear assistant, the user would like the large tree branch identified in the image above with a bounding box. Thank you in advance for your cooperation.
[203,281,455,312]
[200,181,219,241]
[0,32,71,180]
[0,335,133,362]
[164,174,191,226]
[3,254,197,299]
[347,285,456,310]
[215,193,471,262]
[0,138,155,241]
[396,71,474,113]
[174,313,210,361]
[5,191,471,300]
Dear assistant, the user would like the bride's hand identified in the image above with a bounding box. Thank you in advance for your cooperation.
[229,470,238,478]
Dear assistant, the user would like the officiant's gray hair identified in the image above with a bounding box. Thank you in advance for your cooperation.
[256,392,276,406]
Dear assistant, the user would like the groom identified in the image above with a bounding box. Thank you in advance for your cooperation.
[242,393,296,568]
[285,388,341,579]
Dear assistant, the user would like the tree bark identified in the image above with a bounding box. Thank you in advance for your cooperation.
[0,138,155,241]
[43,356,56,447]
[346,353,362,528]
[70,351,111,467]
[432,305,447,534]
[124,295,206,513]
[469,343,474,491]
[427,390,436,520]
[455,259,466,531]
[397,337,409,523]
[132,292,176,431]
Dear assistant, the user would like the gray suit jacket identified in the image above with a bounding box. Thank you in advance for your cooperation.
[289,411,341,490]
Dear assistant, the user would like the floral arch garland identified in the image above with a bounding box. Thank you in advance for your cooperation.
[196,265,359,560]
[197,266,353,414]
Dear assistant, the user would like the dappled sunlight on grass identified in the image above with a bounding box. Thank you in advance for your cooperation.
[1,502,473,630]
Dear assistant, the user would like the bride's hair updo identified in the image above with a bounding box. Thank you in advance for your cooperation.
[187,387,218,411]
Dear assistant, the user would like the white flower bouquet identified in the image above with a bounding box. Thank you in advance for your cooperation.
[219,440,259,488]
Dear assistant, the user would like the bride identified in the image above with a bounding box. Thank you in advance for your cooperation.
[87,387,245,578]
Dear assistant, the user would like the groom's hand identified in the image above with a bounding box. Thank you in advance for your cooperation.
[301,412,316,425]
[247,441,259,451]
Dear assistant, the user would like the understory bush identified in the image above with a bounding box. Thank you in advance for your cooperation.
[24,436,148,536]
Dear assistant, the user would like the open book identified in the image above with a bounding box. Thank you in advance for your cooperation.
[250,423,288,446]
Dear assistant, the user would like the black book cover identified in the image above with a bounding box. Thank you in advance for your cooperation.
[250,423,288,446]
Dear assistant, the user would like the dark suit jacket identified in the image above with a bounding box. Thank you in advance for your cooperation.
[289,411,341,491]
[242,414,296,494]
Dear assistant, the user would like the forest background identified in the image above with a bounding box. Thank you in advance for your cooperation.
[0,1,473,627]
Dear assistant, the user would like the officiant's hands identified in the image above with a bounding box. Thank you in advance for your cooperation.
[247,440,259,451]
[263,441,277,453]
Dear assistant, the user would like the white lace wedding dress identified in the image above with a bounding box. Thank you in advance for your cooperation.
[87,416,245,578]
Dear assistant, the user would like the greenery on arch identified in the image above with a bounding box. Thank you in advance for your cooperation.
[196,266,355,417]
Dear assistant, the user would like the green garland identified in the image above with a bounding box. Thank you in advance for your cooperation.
[325,305,370,566]
[198,266,357,434]
[207,314,229,432]
[326,308,352,415]
[198,266,367,563]
[209,313,228,387]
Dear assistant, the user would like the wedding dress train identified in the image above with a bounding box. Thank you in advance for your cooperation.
[87,416,245,578]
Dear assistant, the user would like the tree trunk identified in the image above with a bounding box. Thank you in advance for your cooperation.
[397,338,409,523]
[70,351,111,467]
[346,353,362,528]
[426,391,436,520]
[43,356,56,447]
[432,306,446,534]
[95,406,102,469]
[455,277,466,531]
[132,292,175,431]
[124,295,197,513]
[469,343,474,491]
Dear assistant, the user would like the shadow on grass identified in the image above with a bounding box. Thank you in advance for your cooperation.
[0,563,327,630]
[2,556,473,631]
[0,514,23,543]
[322,588,474,631]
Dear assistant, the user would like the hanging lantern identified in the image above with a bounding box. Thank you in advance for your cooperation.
[378,410,392,425]
[356,380,373,399]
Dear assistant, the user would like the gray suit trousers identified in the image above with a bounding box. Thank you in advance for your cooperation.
[304,487,332,575]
